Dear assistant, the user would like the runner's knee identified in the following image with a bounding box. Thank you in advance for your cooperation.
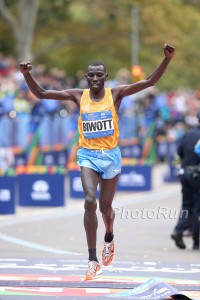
[84,194,97,212]
[99,202,113,216]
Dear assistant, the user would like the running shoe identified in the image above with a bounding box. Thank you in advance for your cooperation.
[102,239,114,266]
[84,260,102,281]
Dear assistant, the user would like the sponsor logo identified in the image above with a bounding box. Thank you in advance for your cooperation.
[43,154,54,165]
[0,189,11,202]
[119,171,146,187]
[72,177,83,192]
[31,180,51,201]
[82,105,90,111]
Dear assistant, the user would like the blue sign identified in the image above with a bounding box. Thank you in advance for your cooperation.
[69,170,99,199]
[167,141,178,158]
[42,151,55,166]
[157,141,178,162]
[163,157,179,183]
[0,176,15,214]
[18,174,65,206]
[156,141,168,160]
[163,141,179,182]
[120,144,142,158]
[15,152,27,166]
[42,150,68,167]
[54,150,68,167]
[117,165,152,191]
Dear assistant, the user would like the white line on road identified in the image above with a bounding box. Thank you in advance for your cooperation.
[0,188,179,256]
[0,233,83,256]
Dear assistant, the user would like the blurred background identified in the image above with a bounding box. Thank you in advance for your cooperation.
[0,0,200,178]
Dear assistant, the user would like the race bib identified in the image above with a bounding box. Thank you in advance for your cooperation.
[82,110,114,139]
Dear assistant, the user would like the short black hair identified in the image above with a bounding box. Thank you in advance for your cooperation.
[87,61,107,73]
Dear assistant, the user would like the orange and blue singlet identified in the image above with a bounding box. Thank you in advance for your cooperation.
[78,88,119,150]
[77,88,122,179]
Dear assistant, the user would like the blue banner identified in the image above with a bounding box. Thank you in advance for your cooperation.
[156,141,168,160]
[117,165,152,191]
[18,174,65,207]
[14,152,27,166]
[69,166,151,198]
[42,150,68,167]
[163,141,179,182]
[120,144,142,158]
[0,176,15,214]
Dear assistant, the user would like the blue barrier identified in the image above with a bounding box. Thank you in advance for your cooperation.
[69,166,152,199]
[69,170,84,198]
[0,176,15,214]
[42,150,68,167]
[117,165,152,191]
[163,141,179,182]
[18,174,65,207]
[120,144,142,158]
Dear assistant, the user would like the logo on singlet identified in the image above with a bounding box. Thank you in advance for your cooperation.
[82,110,114,139]
[82,105,90,111]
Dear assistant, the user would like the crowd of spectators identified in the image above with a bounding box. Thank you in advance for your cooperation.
[1,53,200,167]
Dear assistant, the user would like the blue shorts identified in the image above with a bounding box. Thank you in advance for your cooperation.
[77,146,122,179]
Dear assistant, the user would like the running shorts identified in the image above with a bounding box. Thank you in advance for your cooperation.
[77,146,122,179]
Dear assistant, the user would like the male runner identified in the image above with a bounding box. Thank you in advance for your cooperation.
[19,43,175,280]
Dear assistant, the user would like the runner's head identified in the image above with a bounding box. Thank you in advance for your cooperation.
[85,61,108,92]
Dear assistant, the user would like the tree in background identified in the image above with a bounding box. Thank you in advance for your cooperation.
[0,0,39,60]
[1,0,200,90]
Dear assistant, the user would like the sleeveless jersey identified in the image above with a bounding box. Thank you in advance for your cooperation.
[78,88,119,150]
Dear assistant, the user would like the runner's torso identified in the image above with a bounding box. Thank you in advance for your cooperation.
[78,88,119,150]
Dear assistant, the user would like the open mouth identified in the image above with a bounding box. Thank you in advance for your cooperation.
[92,82,99,86]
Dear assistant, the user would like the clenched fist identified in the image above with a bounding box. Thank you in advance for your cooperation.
[163,43,175,60]
[19,61,32,74]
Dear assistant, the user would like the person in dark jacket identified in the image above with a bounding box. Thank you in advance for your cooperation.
[171,112,200,250]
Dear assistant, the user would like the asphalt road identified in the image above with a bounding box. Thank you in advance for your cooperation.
[0,163,199,258]
[0,163,199,285]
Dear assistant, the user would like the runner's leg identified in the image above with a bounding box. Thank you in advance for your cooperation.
[99,175,118,266]
[81,167,99,258]
[99,175,118,238]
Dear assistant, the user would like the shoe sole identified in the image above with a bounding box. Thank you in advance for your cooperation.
[84,268,102,281]
[96,268,103,276]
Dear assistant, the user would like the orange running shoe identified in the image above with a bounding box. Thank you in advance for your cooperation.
[84,261,102,281]
[102,239,114,266]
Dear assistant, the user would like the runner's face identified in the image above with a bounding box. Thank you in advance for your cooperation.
[85,65,107,92]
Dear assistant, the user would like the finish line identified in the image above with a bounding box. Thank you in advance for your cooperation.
[0,276,200,291]
[0,259,199,299]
